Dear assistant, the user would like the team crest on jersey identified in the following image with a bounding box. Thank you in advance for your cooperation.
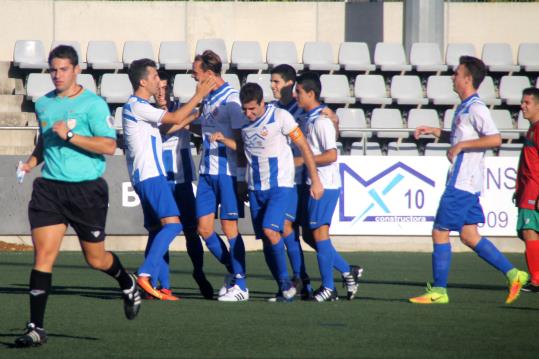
[41,120,48,128]
[106,115,115,129]
[67,119,77,129]
[260,126,268,137]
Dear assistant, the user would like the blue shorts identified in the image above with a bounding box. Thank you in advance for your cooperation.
[134,176,180,230]
[434,186,485,232]
[283,186,298,223]
[171,182,197,232]
[196,174,244,220]
[308,188,340,230]
[249,187,295,239]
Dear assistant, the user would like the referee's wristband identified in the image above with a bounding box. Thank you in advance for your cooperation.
[236,167,246,182]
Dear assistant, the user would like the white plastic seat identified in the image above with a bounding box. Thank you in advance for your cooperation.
[195,38,229,72]
[86,41,123,70]
[354,75,391,105]
[445,43,476,71]
[266,41,304,71]
[499,76,531,105]
[230,41,267,71]
[336,108,371,139]
[172,74,197,103]
[410,43,447,73]
[26,73,54,101]
[407,109,440,139]
[374,43,412,73]
[338,42,375,72]
[100,73,133,103]
[482,43,520,73]
[491,109,518,141]
[350,141,382,156]
[302,42,339,72]
[13,40,48,69]
[77,74,97,94]
[518,43,539,73]
[499,143,523,157]
[390,75,428,105]
[426,75,460,105]
[320,74,354,105]
[387,142,419,156]
[425,143,450,156]
[123,41,157,67]
[336,141,344,155]
[114,107,123,131]
[443,109,455,130]
[370,108,408,139]
[246,74,275,102]
[517,110,530,134]
[159,41,191,71]
[222,74,241,90]
[478,76,502,106]
[51,41,87,70]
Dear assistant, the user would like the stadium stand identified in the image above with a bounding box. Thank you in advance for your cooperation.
[517,43,539,73]
[77,74,97,94]
[86,41,123,70]
[350,141,382,156]
[409,42,447,73]
[424,143,450,156]
[245,73,275,102]
[302,42,339,72]
[172,74,197,103]
[374,42,412,73]
[266,41,304,71]
[491,109,519,142]
[407,109,440,139]
[230,41,268,71]
[498,75,531,105]
[354,74,391,105]
[387,142,419,156]
[100,73,133,103]
[370,108,409,140]
[426,75,460,106]
[338,42,375,73]
[222,73,241,90]
[477,76,502,106]
[443,109,454,130]
[195,38,229,71]
[320,74,355,105]
[498,143,523,157]
[123,41,157,68]
[517,110,530,134]
[13,40,48,70]
[390,75,428,106]
[25,73,53,102]
[50,41,87,70]
[481,43,520,73]
[445,43,476,71]
[336,107,371,140]
[159,41,191,71]
[113,107,123,131]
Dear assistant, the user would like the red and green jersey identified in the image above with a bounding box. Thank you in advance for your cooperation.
[516,121,539,210]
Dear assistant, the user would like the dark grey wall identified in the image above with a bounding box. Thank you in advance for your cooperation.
[345,1,384,59]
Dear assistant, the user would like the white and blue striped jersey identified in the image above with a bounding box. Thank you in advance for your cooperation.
[161,101,196,185]
[123,96,166,185]
[242,105,298,191]
[198,82,248,177]
[304,105,341,190]
[447,94,499,194]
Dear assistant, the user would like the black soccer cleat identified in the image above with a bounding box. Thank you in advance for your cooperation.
[122,274,141,320]
[343,265,363,300]
[14,322,48,348]
[521,282,539,293]
[312,287,339,302]
[193,271,214,300]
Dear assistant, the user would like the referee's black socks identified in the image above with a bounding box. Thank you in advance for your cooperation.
[102,252,134,291]
[29,269,52,329]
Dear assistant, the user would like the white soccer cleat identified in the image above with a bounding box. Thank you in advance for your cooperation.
[218,273,236,297]
[217,285,249,302]
[281,282,297,300]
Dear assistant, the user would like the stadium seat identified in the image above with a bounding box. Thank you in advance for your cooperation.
[443,109,455,130]
[245,74,275,102]
[387,142,419,156]
[195,38,229,72]
[374,43,412,73]
[51,41,87,69]
[123,41,157,67]
[222,74,241,90]
[114,107,123,131]
[13,40,48,69]
[26,73,53,101]
[445,43,476,71]
[77,74,97,94]
[491,109,518,141]
[517,110,529,133]
[390,75,428,106]
[320,74,355,105]
[409,43,447,73]
[350,141,382,156]
[159,41,191,71]
[354,74,391,105]
[302,42,339,72]
[498,143,523,157]
[230,41,267,71]
[266,41,304,71]
[477,76,502,106]
[338,42,375,72]
[336,108,371,139]
[517,43,539,73]
[424,143,450,156]
[498,75,530,105]
[172,74,196,103]
[86,41,123,70]
[407,109,440,139]
[426,75,460,105]
[370,108,408,139]
[481,43,520,73]
[100,73,133,103]
[336,141,344,155]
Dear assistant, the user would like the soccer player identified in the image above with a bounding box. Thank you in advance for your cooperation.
[294,72,361,302]
[156,72,213,299]
[191,50,249,301]
[515,87,539,293]
[124,59,213,300]
[212,83,324,301]
[410,56,529,304]
[14,45,141,347]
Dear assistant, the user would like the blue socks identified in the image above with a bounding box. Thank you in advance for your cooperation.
[271,239,291,291]
[474,237,513,275]
[140,223,182,280]
[332,247,351,274]
[316,239,335,289]
[205,232,231,271]
[263,241,279,281]
[229,234,247,290]
[283,230,305,278]
[432,242,452,288]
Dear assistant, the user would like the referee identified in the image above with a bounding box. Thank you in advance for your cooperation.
[15,45,141,348]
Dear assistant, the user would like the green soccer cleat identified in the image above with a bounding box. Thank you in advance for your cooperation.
[409,283,449,304]
[505,269,529,304]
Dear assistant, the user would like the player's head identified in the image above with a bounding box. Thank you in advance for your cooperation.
[192,50,222,81]
[157,70,171,108]
[48,45,80,93]
[240,83,265,121]
[270,64,296,100]
[521,87,539,122]
[295,72,321,110]
[453,56,486,94]
[128,58,160,96]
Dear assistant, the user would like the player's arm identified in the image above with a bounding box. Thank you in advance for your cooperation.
[210,131,237,150]
[161,111,199,135]
[288,127,324,200]
[52,120,117,155]
[19,135,44,173]
[447,134,501,163]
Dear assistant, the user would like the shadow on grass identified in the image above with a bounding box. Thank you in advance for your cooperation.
[0,332,99,349]
[500,305,539,312]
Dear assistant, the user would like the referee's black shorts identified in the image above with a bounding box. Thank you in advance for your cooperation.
[28,177,109,242]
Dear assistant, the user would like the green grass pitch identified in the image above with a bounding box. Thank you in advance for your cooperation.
[0,251,537,359]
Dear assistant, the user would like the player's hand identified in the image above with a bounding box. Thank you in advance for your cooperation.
[446,144,462,163]
[18,162,32,173]
[236,181,248,203]
[52,121,69,140]
[211,132,224,142]
[310,180,324,200]
[414,126,439,140]
[196,77,216,98]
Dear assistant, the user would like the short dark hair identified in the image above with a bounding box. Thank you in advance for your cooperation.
[459,56,486,90]
[240,83,264,105]
[194,50,222,75]
[270,64,296,84]
[48,45,78,66]
[128,58,157,91]
[158,70,170,84]
[522,87,539,102]
[296,72,321,101]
